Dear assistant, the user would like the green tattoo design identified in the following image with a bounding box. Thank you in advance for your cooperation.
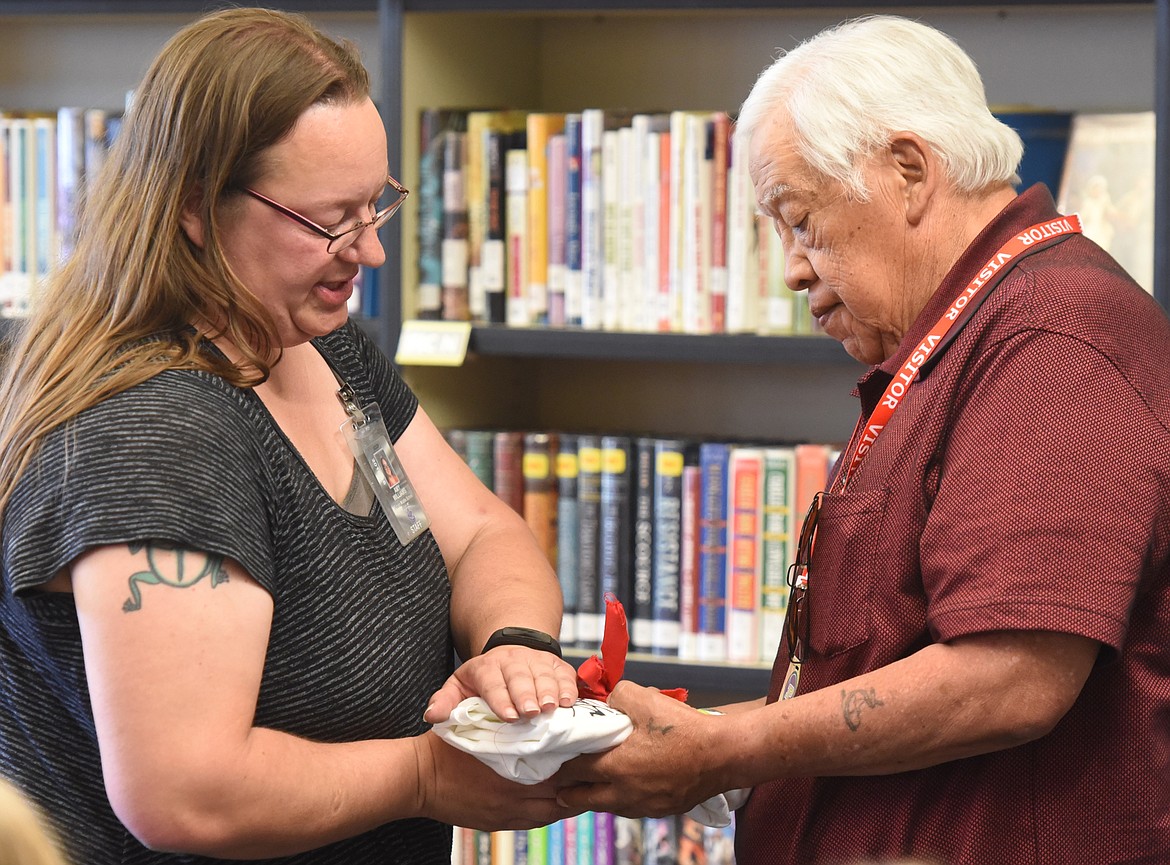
[841,688,884,732]
[122,542,229,612]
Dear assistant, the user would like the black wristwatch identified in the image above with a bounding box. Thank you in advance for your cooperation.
[480,626,563,658]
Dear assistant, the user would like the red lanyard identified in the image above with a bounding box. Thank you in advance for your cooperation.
[839,215,1083,491]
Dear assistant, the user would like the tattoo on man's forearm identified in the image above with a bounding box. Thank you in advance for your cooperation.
[123,542,229,612]
[646,720,675,736]
[841,688,884,732]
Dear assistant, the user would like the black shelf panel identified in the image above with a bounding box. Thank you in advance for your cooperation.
[0,1,377,12]
[468,325,854,365]
[404,0,1150,9]
[564,649,773,697]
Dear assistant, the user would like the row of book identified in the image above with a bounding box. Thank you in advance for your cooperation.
[0,102,383,322]
[453,813,734,865]
[418,107,815,337]
[418,106,1158,337]
[446,428,837,666]
[0,106,123,318]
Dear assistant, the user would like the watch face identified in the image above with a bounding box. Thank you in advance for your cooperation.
[483,627,562,657]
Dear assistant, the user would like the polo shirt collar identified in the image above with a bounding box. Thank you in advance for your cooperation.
[855,183,1061,415]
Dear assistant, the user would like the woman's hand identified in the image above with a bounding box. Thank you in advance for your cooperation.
[424,646,579,723]
[413,731,580,830]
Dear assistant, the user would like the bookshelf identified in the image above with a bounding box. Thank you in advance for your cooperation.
[0,0,1165,697]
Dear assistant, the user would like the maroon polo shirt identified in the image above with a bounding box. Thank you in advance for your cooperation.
[736,185,1170,865]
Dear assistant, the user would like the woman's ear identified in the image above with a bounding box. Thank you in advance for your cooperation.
[178,187,206,248]
[887,132,935,226]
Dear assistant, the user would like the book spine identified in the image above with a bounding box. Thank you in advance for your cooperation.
[441,130,470,321]
[601,128,621,331]
[726,119,759,334]
[555,435,580,647]
[709,111,731,334]
[563,113,584,327]
[493,431,525,515]
[547,819,565,865]
[580,109,604,330]
[613,816,643,865]
[794,442,831,519]
[55,106,84,263]
[526,113,565,326]
[623,124,643,332]
[594,812,615,865]
[482,128,508,324]
[630,437,656,653]
[513,828,530,865]
[643,816,678,865]
[599,434,633,614]
[651,438,686,656]
[31,115,55,292]
[678,455,702,661]
[726,446,764,664]
[546,132,568,327]
[2,118,32,318]
[697,441,731,662]
[527,825,549,865]
[417,108,463,320]
[575,436,603,648]
[505,147,530,327]
[523,432,559,567]
[575,812,594,865]
[491,829,514,865]
[656,130,672,333]
[761,447,796,664]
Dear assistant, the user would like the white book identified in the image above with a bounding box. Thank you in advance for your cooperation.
[601,128,621,331]
[505,148,529,327]
[726,127,760,333]
[580,108,605,330]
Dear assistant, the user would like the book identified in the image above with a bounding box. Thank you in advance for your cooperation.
[594,812,615,865]
[523,432,559,567]
[555,434,580,646]
[446,428,495,489]
[760,446,797,660]
[599,434,634,615]
[1057,110,1156,294]
[505,147,530,326]
[601,128,622,331]
[725,120,759,334]
[613,817,644,865]
[678,453,703,661]
[491,829,514,865]
[563,113,584,327]
[580,109,635,329]
[493,430,525,515]
[465,110,528,320]
[547,131,568,327]
[575,435,604,648]
[794,442,831,521]
[643,816,679,865]
[708,112,732,334]
[726,446,764,664]
[417,108,467,320]
[481,128,509,323]
[547,819,566,865]
[678,815,707,865]
[630,437,657,652]
[757,213,792,335]
[55,106,85,263]
[526,112,566,325]
[631,113,671,333]
[31,114,56,289]
[1,116,33,318]
[680,112,712,335]
[651,438,687,656]
[575,812,594,865]
[440,130,471,321]
[697,441,731,662]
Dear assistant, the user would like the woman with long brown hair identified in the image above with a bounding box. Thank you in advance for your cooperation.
[0,9,577,864]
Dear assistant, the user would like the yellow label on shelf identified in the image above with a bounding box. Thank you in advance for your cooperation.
[394,320,472,367]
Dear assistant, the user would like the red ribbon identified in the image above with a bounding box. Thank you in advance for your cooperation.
[576,593,689,703]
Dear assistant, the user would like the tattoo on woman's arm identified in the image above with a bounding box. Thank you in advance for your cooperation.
[122,542,229,612]
[841,688,884,732]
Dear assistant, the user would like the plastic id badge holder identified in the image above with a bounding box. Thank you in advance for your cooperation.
[337,384,430,544]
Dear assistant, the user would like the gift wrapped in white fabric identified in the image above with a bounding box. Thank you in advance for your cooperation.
[431,696,749,827]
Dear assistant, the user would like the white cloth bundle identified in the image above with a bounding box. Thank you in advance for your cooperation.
[431,696,749,827]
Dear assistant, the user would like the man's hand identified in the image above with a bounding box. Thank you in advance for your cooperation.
[552,681,730,818]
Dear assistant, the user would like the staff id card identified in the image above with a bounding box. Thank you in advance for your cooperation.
[337,388,430,545]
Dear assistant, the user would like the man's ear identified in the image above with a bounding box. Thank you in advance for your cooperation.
[887,132,935,226]
[178,186,206,249]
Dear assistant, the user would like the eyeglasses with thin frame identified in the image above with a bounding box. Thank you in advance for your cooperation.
[784,491,823,665]
[242,174,409,254]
